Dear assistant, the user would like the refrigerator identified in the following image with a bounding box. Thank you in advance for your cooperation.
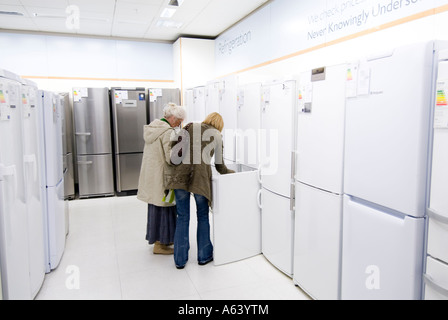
[424,48,448,300]
[110,87,147,195]
[20,78,46,297]
[73,87,114,198]
[205,81,221,117]
[148,88,181,123]
[60,93,75,200]
[260,80,296,277]
[193,86,206,123]
[211,83,263,266]
[38,90,66,272]
[293,65,347,300]
[0,69,35,299]
[341,41,448,300]
[183,88,194,124]
[220,76,238,165]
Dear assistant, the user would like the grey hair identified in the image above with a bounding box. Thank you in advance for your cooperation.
[163,103,187,120]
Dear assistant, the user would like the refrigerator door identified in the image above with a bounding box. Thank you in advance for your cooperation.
[42,92,64,187]
[260,80,295,197]
[77,154,114,198]
[74,88,112,155]
[297,65,346,194]
[22,85,45,298]
[148,88,180,123]
[427,210,448,264]
[184,89,194,124]
[212,166,261,266]
[193,87,206,123]
[116,153,143,193]
[424,256,448,300]
[344,42,435,218]
[236,83,261,170]
[0,78,31,300]
[341,195,425,300]
[220,76,238,163]
[205,81,221,116]
[111,88,146,154]
[46,180,66,270]
[261,188,293,277]
[294,183,342,300]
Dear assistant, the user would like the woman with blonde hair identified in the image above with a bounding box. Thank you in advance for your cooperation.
[165,112,234,269]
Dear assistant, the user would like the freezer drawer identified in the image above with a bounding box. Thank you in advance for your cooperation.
[294,183,342,300]
[116,153,143,192]
[427,209,448,263]
[424,256,448,300]
[341,195,425,300]
[262,188,294,277]
[212,165,261,266]
[77,154,114,198]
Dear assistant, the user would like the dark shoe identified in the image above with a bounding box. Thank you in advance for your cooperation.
[176,265,185,270]
[198,258,213,266]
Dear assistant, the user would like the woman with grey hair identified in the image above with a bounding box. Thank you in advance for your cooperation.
[137,103,186,254]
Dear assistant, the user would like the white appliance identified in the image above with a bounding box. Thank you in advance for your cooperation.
[0,69,45,300]
[220,75,238,165]
[342,41,448,300]
[183,88,194,124]
[38,90,66,272]
[193,86,206,123]
[424,48,448,300]
[212,83,263,266]
[20,79,46,298]
[205,81,221,116]
[293,65,347,300]
[260,80,296,277]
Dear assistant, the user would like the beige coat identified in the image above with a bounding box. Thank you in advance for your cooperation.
[137,119,175,207]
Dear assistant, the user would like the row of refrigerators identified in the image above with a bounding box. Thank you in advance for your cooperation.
[0,70,182,299]
[193,41,448,300]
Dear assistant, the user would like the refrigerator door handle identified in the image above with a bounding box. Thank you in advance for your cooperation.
[427,208,448,225]
[0,164,17,198]
[257,189,262,209]
[424,274,448,297]
[77,161,93,165]
[24,154,38,182]
[75,132,91,136]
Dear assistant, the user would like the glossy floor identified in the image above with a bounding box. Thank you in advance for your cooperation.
[35,196,310,300]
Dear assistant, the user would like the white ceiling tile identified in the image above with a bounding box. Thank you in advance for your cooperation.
[20,0,69,9]
[68,0,116,15]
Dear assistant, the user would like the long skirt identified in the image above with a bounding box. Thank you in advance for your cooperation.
[146,204,177,245]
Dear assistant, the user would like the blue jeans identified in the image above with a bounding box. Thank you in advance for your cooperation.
[174,189,213,268]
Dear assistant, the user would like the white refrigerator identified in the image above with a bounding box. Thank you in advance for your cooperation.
[205,81,221,117]
[38,90,66,272]
[260,80,296,277]
[212,82,263,266]
[293,65,347,300]
[0,70,31,299]
[20,79,46,297]
[342,41,448,300]
[220,75,238,165]
[424,48,448,300]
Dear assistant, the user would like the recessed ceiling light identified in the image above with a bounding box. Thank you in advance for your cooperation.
[160,8,176,18]
[0,11,24,16]
[168,0,185,7]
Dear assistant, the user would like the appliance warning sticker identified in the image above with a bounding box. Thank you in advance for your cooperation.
[435,80,448,129]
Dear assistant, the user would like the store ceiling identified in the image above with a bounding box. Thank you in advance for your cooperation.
[0,0,269,42]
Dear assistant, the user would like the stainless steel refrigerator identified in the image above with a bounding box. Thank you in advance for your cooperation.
[73,87,114,198]
[110,87,147,195]
[148,88,180,123]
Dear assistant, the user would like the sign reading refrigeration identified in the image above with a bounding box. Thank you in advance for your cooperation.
[218,30,252,56]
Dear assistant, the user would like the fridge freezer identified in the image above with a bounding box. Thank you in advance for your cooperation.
[111,88,147,194]
[73,87,114,198]
[148,88,180,123]
[424,54,448,300]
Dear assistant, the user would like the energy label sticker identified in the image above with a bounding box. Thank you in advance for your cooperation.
[435,80,448,129]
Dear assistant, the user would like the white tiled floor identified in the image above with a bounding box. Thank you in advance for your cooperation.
[35,196,311,300]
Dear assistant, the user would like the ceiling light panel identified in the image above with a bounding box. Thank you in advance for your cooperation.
[160,7,176,18]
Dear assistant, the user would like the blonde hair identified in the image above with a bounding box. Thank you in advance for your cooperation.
[203,112,224,132]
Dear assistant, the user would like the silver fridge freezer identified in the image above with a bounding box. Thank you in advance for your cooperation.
[148,88,180,123]
[110,88,147,195]
[73,87,115,198]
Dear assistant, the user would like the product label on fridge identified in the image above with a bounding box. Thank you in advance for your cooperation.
[435,80,448,129]
[149,89,162,102]
[0,86,11,121]
[73,88,88,103]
